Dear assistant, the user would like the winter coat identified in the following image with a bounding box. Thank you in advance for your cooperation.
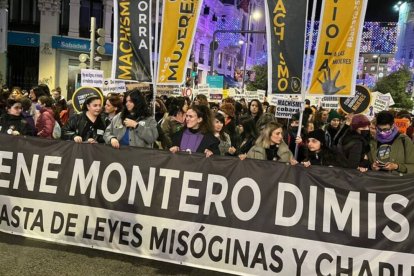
[217,132,231,156]
[172,128,220,155]
[247,141,293,163]
[0,114,33,136]
[161,116,185,149]
[338,130,370,169]
[22,111,36,136]
[104,113,158,148]
[368,134,414,174]
[304,148,348,167]
[36,107,55,138]
[62,112,106,143]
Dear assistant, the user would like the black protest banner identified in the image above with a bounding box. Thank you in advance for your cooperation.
[265,0,308,95]
[112,0,152,82]
[339,85,371,114]
[0,135,414,275]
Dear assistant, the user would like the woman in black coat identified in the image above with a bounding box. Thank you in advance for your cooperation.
[0,99,34,136]
[170,104,219,157]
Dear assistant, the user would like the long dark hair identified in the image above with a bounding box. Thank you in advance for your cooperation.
[121,89,151,121]
[215,112,227,140]
[248,99,263,118]
[239,115,258,140]
[168,96,186,116]
[188,104,214,134]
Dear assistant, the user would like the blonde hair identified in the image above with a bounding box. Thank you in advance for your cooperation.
[255,122,283,148]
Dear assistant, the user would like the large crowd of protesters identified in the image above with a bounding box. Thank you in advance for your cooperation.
[1,84,414,174]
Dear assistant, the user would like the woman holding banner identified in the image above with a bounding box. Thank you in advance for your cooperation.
[104,89,158,149]
[170,104,219,157]
[62,95,106,143]
[247,122,297,165]
[302,129,347,168]
[0,98,34,136]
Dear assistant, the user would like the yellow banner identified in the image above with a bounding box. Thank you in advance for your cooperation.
[157,0,202,85]
[308,0,367,96]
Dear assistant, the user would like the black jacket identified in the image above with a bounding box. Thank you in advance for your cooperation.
[339,130,370,169]
[62,112,106,143]
[0,114,33,136]
[172,128,220,155]
[305,147,348,167]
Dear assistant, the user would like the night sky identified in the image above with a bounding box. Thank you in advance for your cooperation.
[365,0,399,22]
[308,0,400,22]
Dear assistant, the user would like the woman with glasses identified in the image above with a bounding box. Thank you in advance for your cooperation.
[61,95,106,143]
[369,111,414,174]
[0,99,34,136]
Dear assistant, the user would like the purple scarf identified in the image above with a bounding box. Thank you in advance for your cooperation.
[376,126,399,144]
[180,129,203,152]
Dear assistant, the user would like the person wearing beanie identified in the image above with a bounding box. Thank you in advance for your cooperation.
[368,111,414,174]
[302,129,347,167]
[325,110,343,148]
[337,114,371,170]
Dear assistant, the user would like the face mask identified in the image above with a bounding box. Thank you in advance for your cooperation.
[377,128,393,140]
[360,130,370,140]
[290,126,298,133]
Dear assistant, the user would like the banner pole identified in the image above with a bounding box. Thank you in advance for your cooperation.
[153,0,161,117]
[294,0,318,160]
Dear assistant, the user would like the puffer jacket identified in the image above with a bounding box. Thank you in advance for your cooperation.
[36,107,55,138]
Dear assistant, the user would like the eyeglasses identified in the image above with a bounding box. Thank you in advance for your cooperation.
[377,127,391,132]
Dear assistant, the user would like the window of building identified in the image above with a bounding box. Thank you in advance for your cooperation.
[8,0,40,32]
[199,44,205,64]
[79,0,104,38]
[59,0,70,35]
[248,45,252,57]
[218,52,223,69]
[227,57,232,71]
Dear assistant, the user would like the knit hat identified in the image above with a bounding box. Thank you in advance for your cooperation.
[376,111,394,126]
[220,103,235,118]
[328,110,342,122]
[307,129,326,145]
[351,114,370,131]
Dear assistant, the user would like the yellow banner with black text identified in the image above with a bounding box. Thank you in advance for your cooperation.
[157,0,203,85]
[112,0,153,82]
[308,0,368,96]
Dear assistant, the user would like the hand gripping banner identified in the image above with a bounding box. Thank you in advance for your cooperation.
[265,0,309,95]
[112,0,153,82]
[156,0,203,85]
[308,0,368,96]
[1,135,414,275]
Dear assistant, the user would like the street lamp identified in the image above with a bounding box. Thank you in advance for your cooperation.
[394,1,405,11]
[241,7,262,93]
